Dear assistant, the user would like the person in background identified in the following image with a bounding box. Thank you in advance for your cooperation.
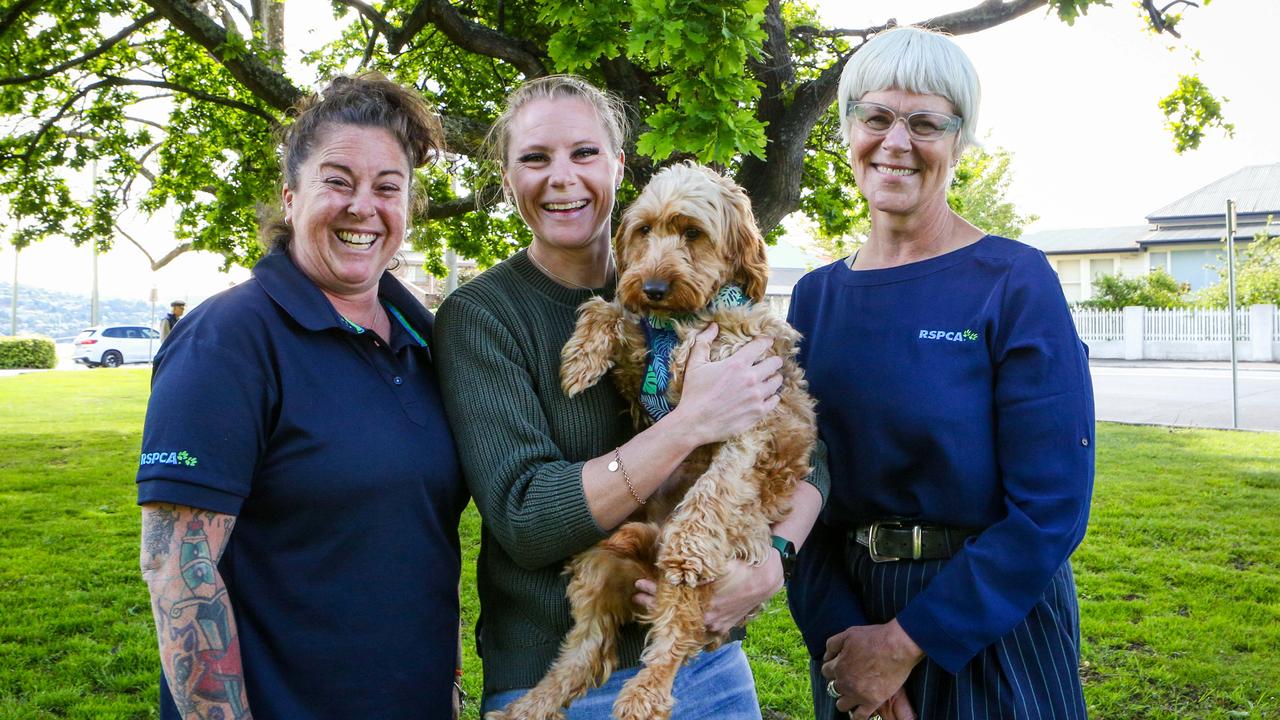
[159,300,184,341]
[786,26,1095,720]
[434,74,827,718]
[137,72,468,719]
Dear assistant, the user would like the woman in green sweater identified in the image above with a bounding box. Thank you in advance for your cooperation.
[434,75,826,718]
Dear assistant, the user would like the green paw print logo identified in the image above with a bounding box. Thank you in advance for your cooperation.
[177,450,199,467]
[962,329,979,341]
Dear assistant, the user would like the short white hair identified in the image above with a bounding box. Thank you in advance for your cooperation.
[837,26,981,157]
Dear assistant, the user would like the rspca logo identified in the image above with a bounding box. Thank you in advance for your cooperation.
[919,329,979,342]
[139,450,199,468]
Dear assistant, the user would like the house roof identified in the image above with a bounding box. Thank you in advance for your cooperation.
[1147,163,1280,223]
[1020,226,1148,255]
[1141,221,1274,246]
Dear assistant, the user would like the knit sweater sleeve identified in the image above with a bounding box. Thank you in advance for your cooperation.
[434,289,608,571]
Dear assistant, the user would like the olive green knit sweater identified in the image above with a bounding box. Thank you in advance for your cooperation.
[434,249,829,695]
[434,250,641,694]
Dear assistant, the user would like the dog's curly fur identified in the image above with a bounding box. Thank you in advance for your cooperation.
[484,163,817,720]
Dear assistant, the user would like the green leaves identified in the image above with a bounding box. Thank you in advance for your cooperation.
[0,0,1231,280]
[1195,222,1280,307]
[1159,74,1235,154]
[1047,0,1109,26]
[1083,268,1190,309]
[947,145,1038,239]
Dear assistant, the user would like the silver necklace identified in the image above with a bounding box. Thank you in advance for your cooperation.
[527,247,614,291]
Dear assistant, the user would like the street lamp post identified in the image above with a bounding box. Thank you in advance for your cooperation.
[1225,198,1239,430]
[9,246,16,337]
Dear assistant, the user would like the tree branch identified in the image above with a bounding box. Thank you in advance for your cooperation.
[1143,0,1198,38]
[791,20,897,41]
[102,76,279,124]
[0,0,42,35]
[116,224,156,266]
[392,0,546,77]
[0,11,163,86]
[439,112,491,158]
[916,0,1047,36]
[332,0,395,41]
[426,186,501,220]
[141,0,304,111]
[118,223,194,270]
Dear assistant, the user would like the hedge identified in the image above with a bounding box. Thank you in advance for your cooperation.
[0,336,57,369]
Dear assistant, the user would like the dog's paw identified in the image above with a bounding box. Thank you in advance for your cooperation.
[487,694,566,720]
[614,683,674,720]
[560,354,612,397]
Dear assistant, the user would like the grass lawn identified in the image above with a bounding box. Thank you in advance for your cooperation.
[0,369,1277,719]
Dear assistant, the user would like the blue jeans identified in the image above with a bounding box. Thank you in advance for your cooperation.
[481,641,762,719]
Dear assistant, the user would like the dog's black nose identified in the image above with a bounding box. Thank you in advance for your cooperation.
[642,280,669,301]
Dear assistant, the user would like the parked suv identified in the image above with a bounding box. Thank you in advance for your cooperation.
[72,325,161,368]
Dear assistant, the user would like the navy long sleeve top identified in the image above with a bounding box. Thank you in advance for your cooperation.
[785,235,1095,673]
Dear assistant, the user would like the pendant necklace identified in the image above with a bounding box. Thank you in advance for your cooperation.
[527,247,614,291]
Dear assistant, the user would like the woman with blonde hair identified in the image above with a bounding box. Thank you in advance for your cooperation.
[435,74,827,718]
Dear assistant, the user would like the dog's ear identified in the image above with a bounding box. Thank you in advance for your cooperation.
[722,180,769,303]
[613,211,635,271]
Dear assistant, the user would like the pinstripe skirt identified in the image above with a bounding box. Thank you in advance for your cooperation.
[809,544,1087,720]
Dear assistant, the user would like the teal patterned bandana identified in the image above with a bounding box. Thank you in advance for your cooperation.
[639,284,750,422]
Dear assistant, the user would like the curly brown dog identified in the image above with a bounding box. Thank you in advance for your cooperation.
[484,163,817,720]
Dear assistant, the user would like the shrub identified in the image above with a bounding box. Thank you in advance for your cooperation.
[1194,228,1280,307]
[0,336,57,369]
[1080,268,1189,310]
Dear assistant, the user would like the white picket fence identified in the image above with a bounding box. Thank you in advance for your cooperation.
[1071,305,1278,361]
[1142,307,1250,342]
[1071,309,1125,342]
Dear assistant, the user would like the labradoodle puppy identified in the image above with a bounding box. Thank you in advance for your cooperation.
[486,163,817,720]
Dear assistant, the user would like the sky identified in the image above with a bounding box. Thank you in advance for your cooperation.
[2,0,1277,304]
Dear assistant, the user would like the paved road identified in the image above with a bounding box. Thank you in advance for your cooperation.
[1090,360,1280,432]
[6,352,1279,432]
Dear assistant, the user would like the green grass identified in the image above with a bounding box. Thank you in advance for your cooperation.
[1,370,1277,719]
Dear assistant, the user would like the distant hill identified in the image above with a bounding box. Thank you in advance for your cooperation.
[0,282,159,340]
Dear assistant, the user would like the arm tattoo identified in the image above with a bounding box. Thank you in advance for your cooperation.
[143,506,252,719]
[143,505,179,563]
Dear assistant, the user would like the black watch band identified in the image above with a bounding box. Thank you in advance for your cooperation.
[770,535,797,582]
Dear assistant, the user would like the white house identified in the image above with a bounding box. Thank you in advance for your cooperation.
[1023,163,1280,303]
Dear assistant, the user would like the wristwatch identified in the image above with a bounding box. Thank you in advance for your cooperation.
[770,535,797,582]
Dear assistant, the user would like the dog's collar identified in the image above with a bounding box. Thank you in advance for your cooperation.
[644,283,750,331]
[639,283,751,422]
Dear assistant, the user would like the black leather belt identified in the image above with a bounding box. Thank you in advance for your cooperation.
[851,520,979,563]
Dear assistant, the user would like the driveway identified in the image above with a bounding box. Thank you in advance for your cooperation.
[1090,359,1280,432]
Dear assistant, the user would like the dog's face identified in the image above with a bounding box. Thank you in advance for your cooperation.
[614,163,769,314]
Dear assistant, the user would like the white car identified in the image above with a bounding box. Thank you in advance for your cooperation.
[72,324,162,368]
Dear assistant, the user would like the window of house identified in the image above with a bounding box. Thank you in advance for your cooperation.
[1090,258,1114,280]
[1088,259,1114,299]
[1169,249,1221,291]
[1149,251,1169,272]
[1056,259,1082,303]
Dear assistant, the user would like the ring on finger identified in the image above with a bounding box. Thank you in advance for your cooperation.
[826,679,841,700]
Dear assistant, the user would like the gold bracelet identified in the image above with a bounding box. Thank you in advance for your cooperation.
[608,447,646,505]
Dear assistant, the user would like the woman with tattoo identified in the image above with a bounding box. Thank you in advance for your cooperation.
[137,73,467,719]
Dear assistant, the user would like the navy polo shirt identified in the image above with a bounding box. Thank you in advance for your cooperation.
[137,249,466,719]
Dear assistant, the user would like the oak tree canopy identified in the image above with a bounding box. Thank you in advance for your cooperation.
[0,0,1229,273]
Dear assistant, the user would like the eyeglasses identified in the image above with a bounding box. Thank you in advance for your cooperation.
[846,101,962,142]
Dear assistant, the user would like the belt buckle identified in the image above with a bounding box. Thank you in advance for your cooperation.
[866,520,924,563]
